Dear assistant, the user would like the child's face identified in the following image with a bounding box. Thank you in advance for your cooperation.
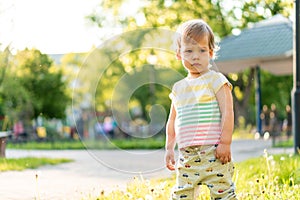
[177,35,213,77]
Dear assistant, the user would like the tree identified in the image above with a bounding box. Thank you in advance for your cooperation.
[88,0,233,37]
[226,0,293,125]
[87,0,293,128]
[227,68,256,125]
[0,73,32,122]
[14,48,70,119]
[83,36,182,118]
[60,52,88,109]
[235,0,293,29]
[0,47,33,132]
[0,47,12,117]
[0,47,11,86]
[87,0,233,121]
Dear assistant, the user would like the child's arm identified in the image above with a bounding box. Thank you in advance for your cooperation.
[165,103,177,171]
[215,83,234,164]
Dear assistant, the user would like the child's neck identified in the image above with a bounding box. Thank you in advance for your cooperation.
[188,69,209,79]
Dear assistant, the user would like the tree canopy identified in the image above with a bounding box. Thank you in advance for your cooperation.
[0,48,70,128]
[86,0,293,127]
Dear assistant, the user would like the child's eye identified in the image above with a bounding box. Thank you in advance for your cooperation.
[184,50,192,53]
[200,49,207,53]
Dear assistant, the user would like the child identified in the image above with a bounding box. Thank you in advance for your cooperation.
[165,19,237,199]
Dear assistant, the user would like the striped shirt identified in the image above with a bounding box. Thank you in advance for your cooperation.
[169,70,232,149]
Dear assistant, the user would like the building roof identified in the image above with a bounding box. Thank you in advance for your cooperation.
[215,14,293,75]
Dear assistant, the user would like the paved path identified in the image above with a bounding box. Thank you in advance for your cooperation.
[0,139,293,200]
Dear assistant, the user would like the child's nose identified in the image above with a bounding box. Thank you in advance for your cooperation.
[192,53,200,59]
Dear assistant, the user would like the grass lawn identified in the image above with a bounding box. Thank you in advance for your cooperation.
[274,138,294,148]
[7,137,166,150]
[3,135,299,199]
[88,152,300,200]
[7,137,294,151]
[0,157,72,171]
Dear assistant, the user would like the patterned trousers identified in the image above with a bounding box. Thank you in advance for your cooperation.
[171,145,237,200]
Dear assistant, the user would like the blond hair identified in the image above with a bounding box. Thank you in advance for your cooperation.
[174,19,218,57]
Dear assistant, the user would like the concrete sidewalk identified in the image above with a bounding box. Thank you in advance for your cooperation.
[0,139,294,200]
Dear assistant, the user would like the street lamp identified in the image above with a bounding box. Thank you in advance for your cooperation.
[293,0,300,154]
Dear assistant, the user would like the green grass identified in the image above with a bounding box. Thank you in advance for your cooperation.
[235,151,300,199]
[87,152,300,200]
[7,137,166,150]
[7,140,86,150]
[0,157,72,171]
[274,138,294,148]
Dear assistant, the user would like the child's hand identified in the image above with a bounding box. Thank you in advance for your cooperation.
[165,149,175,171]
[215,143,231,164]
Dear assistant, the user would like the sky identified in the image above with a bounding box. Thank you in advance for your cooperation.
[1,0,293,55]
[0,0,104,54]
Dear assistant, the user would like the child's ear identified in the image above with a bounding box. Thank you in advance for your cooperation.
[176,50,182,60]
[209,49,214,59]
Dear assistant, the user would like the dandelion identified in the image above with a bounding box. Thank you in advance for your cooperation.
[268,155,274,161]
[145,180,150,187]
[139,172,145,182]
[125,192,133,198]
[35,171,41,200]
[263,149,268,158]
[157,181,167,190]
[145,194,153,200]
[270,160,276,167]
[100,190,105,196]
